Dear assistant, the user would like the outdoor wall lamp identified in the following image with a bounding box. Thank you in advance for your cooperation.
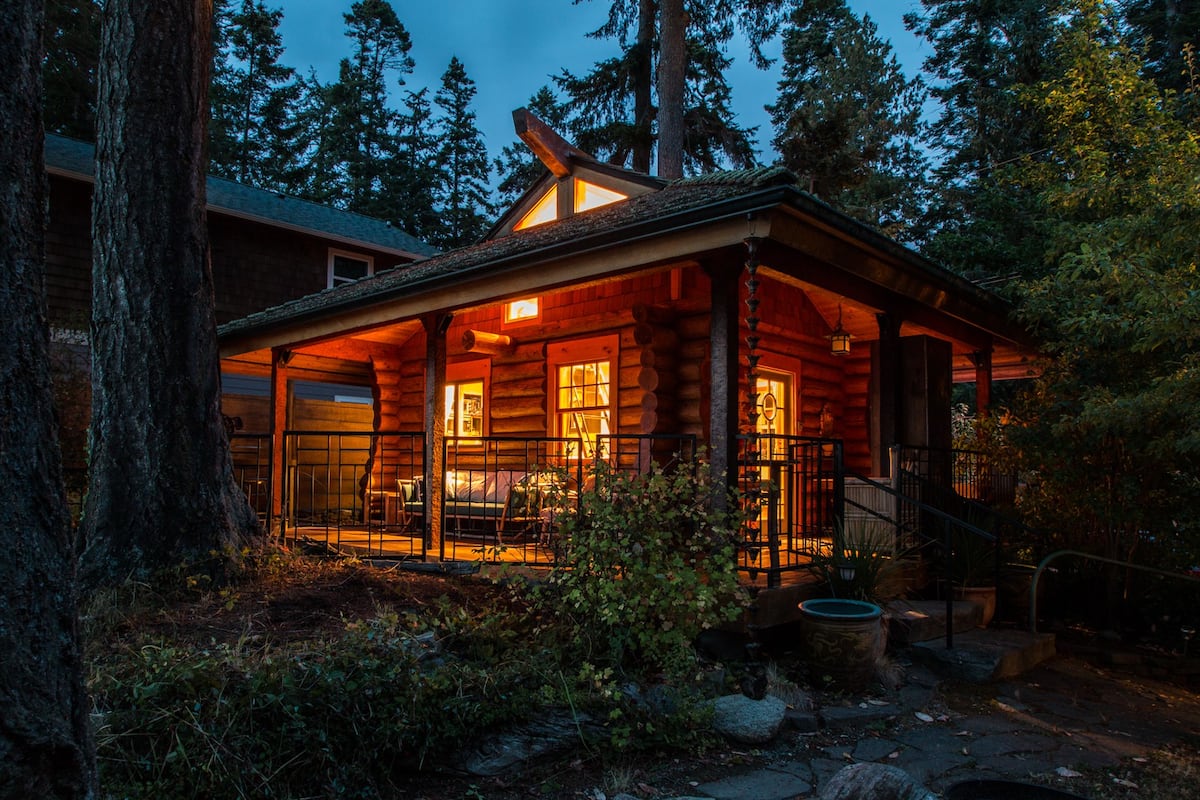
[829,304,852,356]
[837,560,857,584]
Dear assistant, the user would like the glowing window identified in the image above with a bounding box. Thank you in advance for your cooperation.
[445,380,485,438]
[556,360,611,457]
[574,180,626,212]
[513,185,558,231]
[505,297,540,324]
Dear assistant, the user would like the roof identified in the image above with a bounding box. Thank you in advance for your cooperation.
[220,166,799,338]
[43,133,438,260]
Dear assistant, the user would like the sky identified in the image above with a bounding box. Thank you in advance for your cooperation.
[276,0,932,171]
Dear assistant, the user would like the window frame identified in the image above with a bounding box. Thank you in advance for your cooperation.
[327,248,374,289]
[547,335,618,459]
[444,359,491,444]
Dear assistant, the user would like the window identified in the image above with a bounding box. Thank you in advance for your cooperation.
[574,179,625,212]
[555,359,611,458]
[512,179,628,232]
[445,380,485,438]
[513,185,558,231]
[504,297,540,324]
[328,249,373,288]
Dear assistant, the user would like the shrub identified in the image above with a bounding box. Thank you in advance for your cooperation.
[533,457,747,682]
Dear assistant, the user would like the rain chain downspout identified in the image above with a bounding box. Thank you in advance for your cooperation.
[1029,550,1200,633]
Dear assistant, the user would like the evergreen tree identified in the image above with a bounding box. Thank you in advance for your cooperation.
[494,86,569,205]
[1120,0,1200,98]
[208,0,303,188]
[561,0,784,177]
[905,0,1056,281]
[42,0,100,138]
[307,0,413,217]
[431,57,494,249]
[392,87,441,243]
[768,0,928,239]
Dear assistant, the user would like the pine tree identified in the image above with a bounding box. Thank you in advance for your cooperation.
[431,56,494,249]
[560,0,784,177]
[769,0,928,239]
[392,87,441,243]
[1120,0,1200,97]
[42,0,100,138]
[307,0,413,217]
[208,0,303,188]
[905,0,1056,280]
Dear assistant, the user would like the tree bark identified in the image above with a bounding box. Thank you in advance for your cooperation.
[656,0,687,178]
[631,0,656,173]
[0,0,97,796]
[83,0,261,587]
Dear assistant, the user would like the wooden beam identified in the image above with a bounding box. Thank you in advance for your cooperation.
[422,313,450,558]
[462,329,514,356]
[513,107,593,178]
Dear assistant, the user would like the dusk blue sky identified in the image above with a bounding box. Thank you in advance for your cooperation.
[276,1,930,171]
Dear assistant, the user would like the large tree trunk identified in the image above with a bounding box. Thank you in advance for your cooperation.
[82,0,260,587]
[656,0,686,178]
[630,0,656,173]
[0,0,97,796]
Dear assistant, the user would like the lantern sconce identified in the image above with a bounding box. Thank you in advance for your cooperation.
[829,304,852,356]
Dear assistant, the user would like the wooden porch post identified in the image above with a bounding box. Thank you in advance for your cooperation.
[871,313,902,477]
[422,313,451,559]
[969,348,993,417]
[269,348,290,536]
[706,259,741,500]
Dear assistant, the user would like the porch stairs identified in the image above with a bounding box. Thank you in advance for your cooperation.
[887,598,1057,684]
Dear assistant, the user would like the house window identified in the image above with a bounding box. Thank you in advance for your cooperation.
[574,179,625,212]
[555,358,612,458]
[513,185,558,231]
[504,297,540,324]
[328,249,373,288]
[445,380,485,438]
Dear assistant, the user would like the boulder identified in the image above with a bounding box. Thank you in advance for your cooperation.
[711,693,787,744]
[819,763,935,800]
[460,710,594,776]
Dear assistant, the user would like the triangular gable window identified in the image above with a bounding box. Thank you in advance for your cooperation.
[574,180,625,212]
[513,179,628,232]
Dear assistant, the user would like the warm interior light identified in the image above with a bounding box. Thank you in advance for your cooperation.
[514,185,558,231]
[829,304,852,356]
[505,297,539,323]
[573,180,626,212]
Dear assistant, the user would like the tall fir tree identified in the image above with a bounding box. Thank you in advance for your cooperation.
[768,0,928,240]
[560,0,784,177]
[431,57,494,249]
[392,87,441,244]
[42,0,100,139]
[306,0,413,218]
[208,0,303,188]
[905,0,1056,281]
[1119,0,1200,99]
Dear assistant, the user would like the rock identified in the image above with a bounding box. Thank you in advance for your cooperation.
[819,763,935,800]
[711,693,787,744]
[460,710,594,776]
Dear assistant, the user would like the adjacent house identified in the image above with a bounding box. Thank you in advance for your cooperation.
[217,111,1037,602]
[43,133,437,479]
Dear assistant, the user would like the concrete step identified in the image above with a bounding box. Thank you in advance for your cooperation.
[886,599,982,645]
[908,628,1057,683]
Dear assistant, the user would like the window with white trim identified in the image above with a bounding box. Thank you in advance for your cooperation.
[328,249,373,288]
[549,336,617,458]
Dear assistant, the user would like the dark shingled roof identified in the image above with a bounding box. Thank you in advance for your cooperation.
[44,133,437,259]
[219,166,801,338]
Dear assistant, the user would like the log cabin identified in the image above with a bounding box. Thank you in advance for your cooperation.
[217,111,1037,615]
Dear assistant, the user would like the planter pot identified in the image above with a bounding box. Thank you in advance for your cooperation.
[958,585,997,628]
[798,598,885,692]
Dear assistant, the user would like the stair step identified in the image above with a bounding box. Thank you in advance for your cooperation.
[886,599,982,645]
[908,629,1057,683]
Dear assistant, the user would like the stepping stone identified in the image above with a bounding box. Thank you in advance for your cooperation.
[908,630,1056,683]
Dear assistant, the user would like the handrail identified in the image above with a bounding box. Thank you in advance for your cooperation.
[843,471,997,649]
[1029,550,1200,633]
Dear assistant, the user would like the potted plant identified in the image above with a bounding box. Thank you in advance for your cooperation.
[948,528,999,628]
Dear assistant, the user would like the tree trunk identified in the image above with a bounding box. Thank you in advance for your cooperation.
[656,0,687,179]
[83,0,261,587]
[0,0,97,796]
[631,0,656,173]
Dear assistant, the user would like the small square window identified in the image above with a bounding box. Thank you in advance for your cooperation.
[328,250,373,288]
[504,297,540,324]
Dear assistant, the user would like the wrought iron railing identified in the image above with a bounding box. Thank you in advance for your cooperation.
[736,434,843,587]
[229,433,271,525]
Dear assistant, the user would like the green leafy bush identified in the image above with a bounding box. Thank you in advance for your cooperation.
[533,457,747,681]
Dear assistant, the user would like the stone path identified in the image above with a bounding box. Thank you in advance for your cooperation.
[660,653,1200,800]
